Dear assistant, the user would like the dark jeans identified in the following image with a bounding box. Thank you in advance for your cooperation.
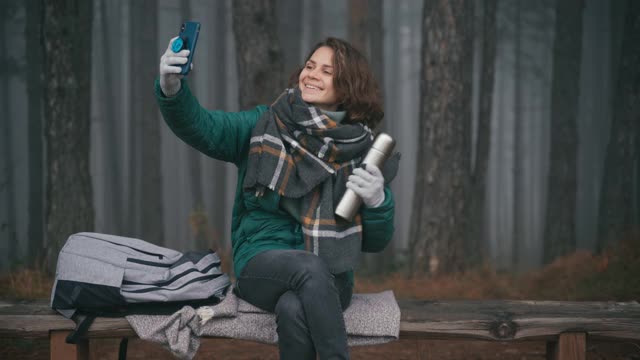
[235,249,352,360]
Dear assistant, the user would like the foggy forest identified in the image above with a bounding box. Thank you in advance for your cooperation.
[1,0,640,358]
[0,0,638,280]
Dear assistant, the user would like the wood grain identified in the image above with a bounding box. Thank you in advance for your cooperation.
[1,299,638,342]
[50,331,89,360]
[552,333,586,360]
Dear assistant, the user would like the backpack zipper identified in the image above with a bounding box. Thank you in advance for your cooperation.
[79,234,165,259]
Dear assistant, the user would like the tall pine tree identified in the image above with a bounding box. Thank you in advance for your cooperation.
[232,0,285,109]
[43,0,94,273]
[409,0,474,275]
[598,1,640,249]
[544,0,584,263]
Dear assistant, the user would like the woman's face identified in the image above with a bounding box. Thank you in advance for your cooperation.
[299,46,338,111]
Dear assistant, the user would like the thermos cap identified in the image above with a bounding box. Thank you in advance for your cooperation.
[370,133,395,156]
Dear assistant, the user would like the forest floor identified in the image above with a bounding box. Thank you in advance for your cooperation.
[1,233,639,359]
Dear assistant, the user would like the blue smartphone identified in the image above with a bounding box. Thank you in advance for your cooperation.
[171,21,200,75]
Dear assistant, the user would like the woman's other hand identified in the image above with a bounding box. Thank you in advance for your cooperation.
[159,37,192,97]
[346,164,385,208]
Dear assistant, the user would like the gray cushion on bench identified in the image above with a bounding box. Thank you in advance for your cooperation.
[126,288,400,359]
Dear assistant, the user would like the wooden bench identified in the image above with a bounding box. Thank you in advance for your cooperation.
[1,299,639,359]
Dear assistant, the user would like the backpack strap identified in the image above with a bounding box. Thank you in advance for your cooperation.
[64,314,130,360]
[65,313,96,344]
[118,337,129,360]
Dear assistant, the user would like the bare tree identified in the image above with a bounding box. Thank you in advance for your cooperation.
[544,0,584,263]
[232,0,285,109]
[42,0,94,273]
[409,0,474,275]
[598,1,640,248]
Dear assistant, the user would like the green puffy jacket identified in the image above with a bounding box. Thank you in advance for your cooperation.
[155,79,395,286]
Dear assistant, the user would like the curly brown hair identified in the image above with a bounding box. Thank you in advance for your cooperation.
[288,37,384,129]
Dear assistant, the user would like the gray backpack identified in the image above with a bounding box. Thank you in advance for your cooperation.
[50,232,230,347]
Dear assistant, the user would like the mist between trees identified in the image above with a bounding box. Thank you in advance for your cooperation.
[0,0,637,276]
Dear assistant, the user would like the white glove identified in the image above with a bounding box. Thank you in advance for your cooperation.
[346,164,385,208]
[159,37,193,97]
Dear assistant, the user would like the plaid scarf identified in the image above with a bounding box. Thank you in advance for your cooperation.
[243,88,375,273]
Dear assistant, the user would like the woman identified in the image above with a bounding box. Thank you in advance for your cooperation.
[157,36,396,360]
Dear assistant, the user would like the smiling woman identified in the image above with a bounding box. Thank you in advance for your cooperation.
[157,35,397,360]
[299,46,338,110]
[289,37,384,129]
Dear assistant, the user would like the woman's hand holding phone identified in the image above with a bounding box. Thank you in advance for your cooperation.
[159,37,192,97]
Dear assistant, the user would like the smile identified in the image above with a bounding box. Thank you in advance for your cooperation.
[305,84,322,90]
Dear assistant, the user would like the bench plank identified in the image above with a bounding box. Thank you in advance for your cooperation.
[1,299,639,342]
[0,315,135,338]
[398,299,640,341]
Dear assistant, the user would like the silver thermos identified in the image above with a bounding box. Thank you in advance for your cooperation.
[335,133,396,221]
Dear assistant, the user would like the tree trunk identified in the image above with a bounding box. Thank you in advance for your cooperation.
[232,0,285,109]
[208,0,230,252]
[348,0,385,114]
[544,0,583,263]
[368,0,384,101]
[348,0,371,273]
[309,1,323,44]
[348,0,368,54]
[126,0,139,238]
[99,0,123,235]
[367,0,392,273]
[409,0,474,275]
[468,0,497,267]
[347,0,391,275]
[301,0,323,49]
[129,0,163,245]
[180,0,206,249]
[25,0,45,267]
[277,0,303,74]
[43,0,94,273]
[0,4,17,268]
[513,0,523,269]
[598,1,640,248]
